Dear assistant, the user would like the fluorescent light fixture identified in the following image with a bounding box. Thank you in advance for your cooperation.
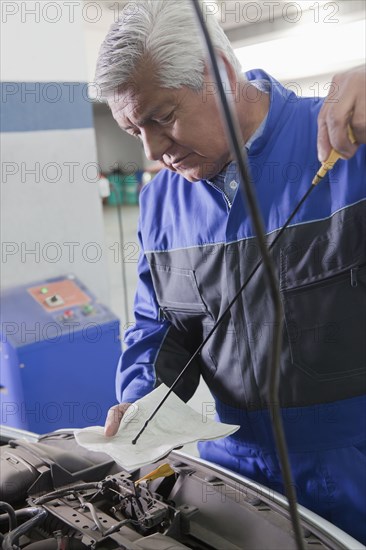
[234,19,365,80]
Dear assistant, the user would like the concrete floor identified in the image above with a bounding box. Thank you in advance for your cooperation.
[102,204,214,455]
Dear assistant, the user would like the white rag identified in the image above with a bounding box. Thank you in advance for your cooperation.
[74,384,239,471]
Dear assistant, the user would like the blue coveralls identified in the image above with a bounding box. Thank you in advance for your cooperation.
[116,70,366,543]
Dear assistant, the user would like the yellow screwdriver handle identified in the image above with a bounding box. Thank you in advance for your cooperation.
[135,463,175,485]
[312,124,357,185]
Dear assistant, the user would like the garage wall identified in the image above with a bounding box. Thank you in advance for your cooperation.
[1,1,110,305]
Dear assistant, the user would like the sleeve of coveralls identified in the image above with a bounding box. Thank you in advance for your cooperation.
[115,223,201,404]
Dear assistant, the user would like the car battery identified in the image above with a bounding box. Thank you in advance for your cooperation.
[0,276,121,433]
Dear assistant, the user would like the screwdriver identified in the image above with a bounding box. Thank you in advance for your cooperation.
[134,463,175,486]
[312,125,357,185]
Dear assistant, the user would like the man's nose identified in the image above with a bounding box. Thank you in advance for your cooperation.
[140,127,171,162]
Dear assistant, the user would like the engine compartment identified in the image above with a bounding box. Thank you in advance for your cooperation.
[0,429,359,549]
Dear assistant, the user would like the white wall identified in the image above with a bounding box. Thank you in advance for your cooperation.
[1,1,110,305]
[1,1,88,81]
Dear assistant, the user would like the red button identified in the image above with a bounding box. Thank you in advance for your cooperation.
[63,310,74,319]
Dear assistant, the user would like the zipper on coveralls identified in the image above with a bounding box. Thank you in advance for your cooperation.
[208,182,232,209]
[158,307,166,322]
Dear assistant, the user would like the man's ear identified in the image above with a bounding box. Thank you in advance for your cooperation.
[204,52,238,89]
[219,53,238,88]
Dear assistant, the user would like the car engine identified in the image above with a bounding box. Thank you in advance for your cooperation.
[0,428,359,549]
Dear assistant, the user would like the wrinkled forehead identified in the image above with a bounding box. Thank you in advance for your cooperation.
[108,85,148,119]
[108,62,165,117]
[108,80,181,125]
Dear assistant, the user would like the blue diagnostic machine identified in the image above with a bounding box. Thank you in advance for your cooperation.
[0,276,121,433]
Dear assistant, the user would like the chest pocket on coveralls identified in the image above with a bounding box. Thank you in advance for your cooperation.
[280,249,366,381]
[149,264,208,319]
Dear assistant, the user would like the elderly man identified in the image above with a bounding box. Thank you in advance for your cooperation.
[95,0,366,543]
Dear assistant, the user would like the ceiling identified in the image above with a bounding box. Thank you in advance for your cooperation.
[83,1,365,86]
[84,0,324,32]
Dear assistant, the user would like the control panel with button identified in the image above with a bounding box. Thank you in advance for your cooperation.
[2,276,121,432]
[28,280,91,312]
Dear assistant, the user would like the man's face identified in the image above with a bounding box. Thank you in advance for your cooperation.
[108,71,232,182]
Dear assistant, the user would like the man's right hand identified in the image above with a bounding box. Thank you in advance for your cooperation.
[104,403,132,436]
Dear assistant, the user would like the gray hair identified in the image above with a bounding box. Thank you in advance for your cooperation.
[95,0,243,99]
